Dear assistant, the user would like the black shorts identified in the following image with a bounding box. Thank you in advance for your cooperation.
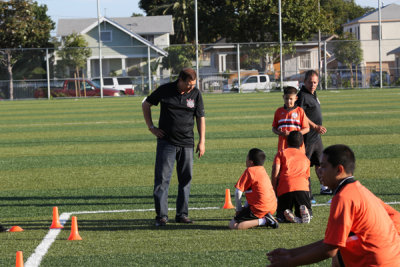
[305,138,323,167]
[276,191,312,221]
[234,206,259,223]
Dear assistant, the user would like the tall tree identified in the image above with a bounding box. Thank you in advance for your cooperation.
[321,0,374,35]
[139,0,335,44]
[333,32,363,88]
[0,0,54,99]
[56,33,92,79]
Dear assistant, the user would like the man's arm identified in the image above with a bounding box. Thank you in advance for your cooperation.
[141,100,165,138]
[196,116,205,158]
[305,114,326,135]
[267,240,338,267]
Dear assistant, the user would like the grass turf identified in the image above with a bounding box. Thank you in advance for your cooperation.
[0,89,400,266]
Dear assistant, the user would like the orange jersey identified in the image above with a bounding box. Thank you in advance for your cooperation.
[324,181,400,267]
[273,148,310,197]
[235,166,277,218]
[272,106,308,152]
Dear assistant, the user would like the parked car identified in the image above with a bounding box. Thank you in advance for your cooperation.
[34,79,121,98]
[93,77,135,95]
[235,75,299,93]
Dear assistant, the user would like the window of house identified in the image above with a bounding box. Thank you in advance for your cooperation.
[101,31,112,42]
[299,53,311,69]
[371,25,380,40]
[142,35,154,44]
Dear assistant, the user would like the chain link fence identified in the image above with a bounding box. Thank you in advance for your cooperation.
[1,39,399,99]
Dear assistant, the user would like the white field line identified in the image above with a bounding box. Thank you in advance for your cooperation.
[24,202,400,267]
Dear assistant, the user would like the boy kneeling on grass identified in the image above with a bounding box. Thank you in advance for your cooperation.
[267,144,400,267]
[271,131,312,224]
[229,148,278,230]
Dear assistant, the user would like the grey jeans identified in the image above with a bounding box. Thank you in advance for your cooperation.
[154,138,193,220]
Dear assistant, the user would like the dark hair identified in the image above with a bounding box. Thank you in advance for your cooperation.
[283,86,298,95]
[323,145,356,174]
[178,68,197,81]
[287,131,303,148]
[304,70,318,82]
[248,148,266,166]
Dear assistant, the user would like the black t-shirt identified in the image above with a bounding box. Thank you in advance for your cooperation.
[146,80,205,147]
[296,86,323,145]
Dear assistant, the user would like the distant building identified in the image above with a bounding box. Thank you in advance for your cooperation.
[56,16,174,78]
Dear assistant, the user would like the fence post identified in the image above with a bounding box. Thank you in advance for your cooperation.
[237,43,241,93]
[148,46,152,93]
[324,41,327,90]
[46,48,51,100]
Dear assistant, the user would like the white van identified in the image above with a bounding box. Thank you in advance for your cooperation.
[240,75,272,92]
[93,77,135,95]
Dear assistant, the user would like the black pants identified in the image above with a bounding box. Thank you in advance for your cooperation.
[276,191,312,221]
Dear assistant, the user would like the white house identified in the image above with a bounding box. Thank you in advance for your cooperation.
[57,16,174,78]
[343,3,400,81]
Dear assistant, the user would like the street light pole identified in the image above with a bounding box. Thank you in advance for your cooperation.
[97,0,104,98]
[279,0,283,92]
[195,0,199,90]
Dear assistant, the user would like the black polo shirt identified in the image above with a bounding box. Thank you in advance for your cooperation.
[296,85,323,145]
[146,80,205,147]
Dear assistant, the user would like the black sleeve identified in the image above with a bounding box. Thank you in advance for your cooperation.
[145,86,163,106]
[195,91,205,117]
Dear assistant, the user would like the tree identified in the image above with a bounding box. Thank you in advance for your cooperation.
[321,0,374,35]
[56,33,92,79]
[140,0,335,44]
[333,33,363,88]
[161,45,196,77]
[0,0,54,99]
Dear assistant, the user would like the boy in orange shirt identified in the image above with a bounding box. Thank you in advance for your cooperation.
[229,148,278,230]
[271,131,312,223]
[272,87,309,153]
[267,144,400,267]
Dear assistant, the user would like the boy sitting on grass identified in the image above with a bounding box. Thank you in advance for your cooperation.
[229,148,278,230]
[271,131,312,224]
[267,144,400,267]
[272,86,309,153]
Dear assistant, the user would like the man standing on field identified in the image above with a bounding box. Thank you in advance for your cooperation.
[142,68,205,227]
[296,70,331,197]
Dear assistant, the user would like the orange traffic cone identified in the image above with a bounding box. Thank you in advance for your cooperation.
[223,189,235,209]
[68,216,82,241]
[9,226,24,232]
[50,206,63,229]
[16,251,23,267]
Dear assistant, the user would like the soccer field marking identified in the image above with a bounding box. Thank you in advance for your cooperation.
[24,202,400,267]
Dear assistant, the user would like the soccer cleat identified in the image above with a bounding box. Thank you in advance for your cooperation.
[155,217,168,227]
[300,205,311,224]
[320,188,333,195]
[284,209,302,223]
[175,216,194,224]
[264,213,279,229]
[0,224,9,232]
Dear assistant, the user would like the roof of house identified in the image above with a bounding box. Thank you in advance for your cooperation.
[387,46,400,55]
[57,15,174,36]
[344,3,400,26]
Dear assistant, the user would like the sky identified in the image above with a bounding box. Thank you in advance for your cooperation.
[37,0,400,35]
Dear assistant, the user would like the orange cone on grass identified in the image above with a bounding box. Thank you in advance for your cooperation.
[16,251,23,267]
[68,216,82,241]
[223,189,235,209]
[50,206,63,229]
[9,226,24,232]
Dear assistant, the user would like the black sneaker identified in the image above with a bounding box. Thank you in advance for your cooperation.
[0,224,8,232]
[175,216,193,224]
[320,188,333,195]
[155,217,167,227]
[264,213,279,229]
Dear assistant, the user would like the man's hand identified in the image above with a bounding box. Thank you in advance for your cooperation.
[316,125,327,135]
[196,142,205,158]
[149,127,165,139]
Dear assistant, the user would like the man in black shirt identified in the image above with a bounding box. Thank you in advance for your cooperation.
[142,68,205,226]
[296,70,332,196]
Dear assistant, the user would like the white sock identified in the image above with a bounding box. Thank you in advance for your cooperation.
[258,218,267,226]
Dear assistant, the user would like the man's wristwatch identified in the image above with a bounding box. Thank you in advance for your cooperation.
[149,125,155,130]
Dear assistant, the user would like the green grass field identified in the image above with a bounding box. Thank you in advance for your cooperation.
[1,89,400,266]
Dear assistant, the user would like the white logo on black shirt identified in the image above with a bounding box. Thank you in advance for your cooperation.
[186,98,195,108]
